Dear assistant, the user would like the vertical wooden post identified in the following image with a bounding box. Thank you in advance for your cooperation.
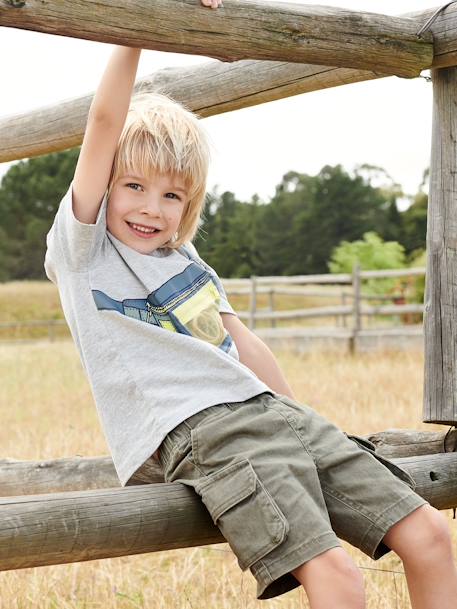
[350,264,361,354]
[249,276,257,330]
[424,67,457,424]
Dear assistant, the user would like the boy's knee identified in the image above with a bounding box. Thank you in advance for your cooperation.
[292,548,365,607]
[385,504,452,560]
[292,547,363,587]
[414,506,452,554]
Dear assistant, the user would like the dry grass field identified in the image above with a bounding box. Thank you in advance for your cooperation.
[0,340,455,609]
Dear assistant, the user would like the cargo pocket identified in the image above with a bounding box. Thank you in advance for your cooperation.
[345,434,416,490]
[194,458,289,570]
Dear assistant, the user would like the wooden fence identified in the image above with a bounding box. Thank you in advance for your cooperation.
[1,429,457,571]
[0,267,426,347]
[225,266,425,332]
[2,0,457,580]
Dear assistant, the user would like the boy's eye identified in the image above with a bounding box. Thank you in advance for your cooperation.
[126,183,143,191]
[165,192,181,200]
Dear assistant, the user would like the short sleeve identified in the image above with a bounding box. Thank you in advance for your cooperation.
[45,182,108,276]
[181,242,236,316]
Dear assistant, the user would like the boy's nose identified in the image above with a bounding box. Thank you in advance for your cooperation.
[140,196,162,216]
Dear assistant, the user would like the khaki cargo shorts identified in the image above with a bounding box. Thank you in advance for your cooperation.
[158,392,427,600]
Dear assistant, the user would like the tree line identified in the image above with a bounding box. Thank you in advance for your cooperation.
[0,149,427,282]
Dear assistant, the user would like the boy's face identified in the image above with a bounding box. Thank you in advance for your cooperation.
[107,172,188,254]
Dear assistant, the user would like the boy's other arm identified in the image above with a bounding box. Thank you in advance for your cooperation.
[221,314,297,400]
[72,46,141,224]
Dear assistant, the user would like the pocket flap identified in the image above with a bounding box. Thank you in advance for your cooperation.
[196,458,257,523]
[346,433,416,490]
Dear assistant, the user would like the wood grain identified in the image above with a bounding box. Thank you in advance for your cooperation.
[0,451,455,571]
[0,0,432,76]
[424,66,457,424]
[0,60,385,163]
[1,428,457,496]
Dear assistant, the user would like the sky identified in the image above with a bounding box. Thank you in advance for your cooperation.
[0,0,438,208]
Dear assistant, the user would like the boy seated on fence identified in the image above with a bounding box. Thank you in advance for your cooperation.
[44,3,457,607]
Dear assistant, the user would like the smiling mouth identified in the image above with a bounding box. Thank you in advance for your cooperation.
[126,222,161,238]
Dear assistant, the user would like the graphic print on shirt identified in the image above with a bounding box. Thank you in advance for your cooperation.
[92,262,233,353]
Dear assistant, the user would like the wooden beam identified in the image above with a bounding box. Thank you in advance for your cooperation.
[0,61,384,163]
[424,66,457,425]
[2,429,457,496]
[0,0,432,77]
[396,453,457,510]
[0,452,455,572]
[4,5,457,163]
[407,5,457,69]
[0,482,223,570]
[0,456,160,496]
[367,428,457,458]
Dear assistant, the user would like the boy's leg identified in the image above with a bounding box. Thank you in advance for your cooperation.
[291,547,365,609]
[382,504,457,609]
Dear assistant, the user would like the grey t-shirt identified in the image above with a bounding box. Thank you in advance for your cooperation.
[44,183,269,486]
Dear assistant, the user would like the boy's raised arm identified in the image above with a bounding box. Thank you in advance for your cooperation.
[71,0,222,226]
[72,46,141,225]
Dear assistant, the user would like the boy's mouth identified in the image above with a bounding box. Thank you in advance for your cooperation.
[126,221,160,238]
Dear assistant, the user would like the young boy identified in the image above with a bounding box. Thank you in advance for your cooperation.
[44,4,457,607]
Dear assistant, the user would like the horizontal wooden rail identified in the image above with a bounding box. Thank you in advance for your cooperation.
[4,3,457,162]
[407,5,457,69]
[221,287,348,297]
[224,268,425,286]
[0,450,455,572]
[0,482,222,571]
[254,305,353,321]
[367,429,457,458]
[360,267,425,279]
[361,303,424,316]
[244,303,423,323]
[0,61,384,162]
[0,0,432,76]
[2,429,455,496]
[255,273,352,285]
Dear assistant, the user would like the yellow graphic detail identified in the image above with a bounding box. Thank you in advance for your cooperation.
[173,281,227,347]
[160,320,177,332]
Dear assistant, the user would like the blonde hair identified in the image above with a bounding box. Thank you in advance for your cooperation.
[108,92,211,248]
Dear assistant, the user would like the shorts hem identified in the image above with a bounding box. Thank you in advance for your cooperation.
[253,531,341,600]
[361,492,429,559]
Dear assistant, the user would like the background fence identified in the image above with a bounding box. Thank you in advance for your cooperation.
[0,266,426,350]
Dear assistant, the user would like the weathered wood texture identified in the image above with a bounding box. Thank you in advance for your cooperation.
[407,4,457,69]
[2,429,457,496]
[0,483,223,571]
[0,0,433,76]
[0,452,456,572]
[0,456,160,496]
[395,453,457,510]
[367,428,457,458]
[424,66,457,424]
[2,5,457,163]
[0,61,385,163]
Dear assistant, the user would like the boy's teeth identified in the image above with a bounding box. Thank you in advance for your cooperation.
[131,223,156,234]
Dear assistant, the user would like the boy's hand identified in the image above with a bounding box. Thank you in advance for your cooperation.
[200,0,223,8]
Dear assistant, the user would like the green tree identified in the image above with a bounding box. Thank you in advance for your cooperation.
[289,165,392,274]
[0,148,79,280]
[328,231,406,295]
[402,191,427,255]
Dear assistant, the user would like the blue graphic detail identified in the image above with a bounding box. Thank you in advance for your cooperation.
[92,262,233,353]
